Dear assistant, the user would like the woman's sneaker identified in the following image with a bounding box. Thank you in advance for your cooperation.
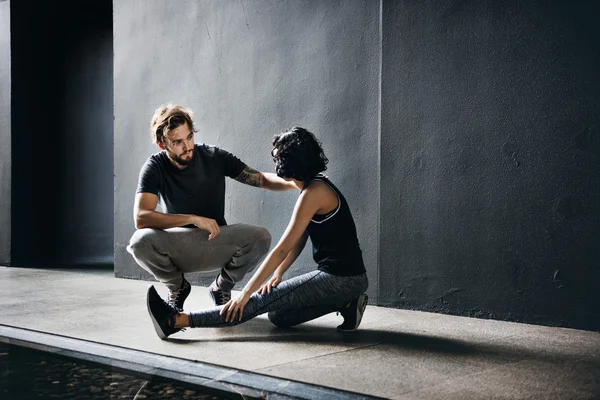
[337,294,368,332]
[147,285,181,340]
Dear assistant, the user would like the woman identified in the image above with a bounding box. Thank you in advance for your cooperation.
[146,127,369,339]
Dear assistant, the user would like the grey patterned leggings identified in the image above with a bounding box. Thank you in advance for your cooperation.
[188,270,368,328]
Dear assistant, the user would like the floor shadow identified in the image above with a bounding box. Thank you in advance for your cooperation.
[166,320,600,368]
[169,322,476,356]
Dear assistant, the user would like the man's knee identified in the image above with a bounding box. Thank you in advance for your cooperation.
[253,226,272,254]
[127,228,160,258]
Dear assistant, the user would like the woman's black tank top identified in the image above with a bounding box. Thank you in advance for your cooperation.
[303,176,366,276]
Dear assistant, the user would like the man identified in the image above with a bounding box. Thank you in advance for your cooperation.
[127,103,296,311]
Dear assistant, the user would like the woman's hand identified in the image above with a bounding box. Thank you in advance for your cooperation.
[258,274,282,295]
[220,291,251,322]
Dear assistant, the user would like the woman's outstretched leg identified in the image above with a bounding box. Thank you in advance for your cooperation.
[146,270,367,339]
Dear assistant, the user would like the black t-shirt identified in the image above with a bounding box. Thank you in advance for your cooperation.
[136,144,246,226]
[303,176,366,276]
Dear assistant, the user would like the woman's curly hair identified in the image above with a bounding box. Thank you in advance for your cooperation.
[271,127,329,182]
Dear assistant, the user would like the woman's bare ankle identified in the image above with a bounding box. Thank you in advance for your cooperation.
[174,312,190,329]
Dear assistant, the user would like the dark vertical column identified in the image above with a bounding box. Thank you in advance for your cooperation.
[0,0,10,265]
[11,0,62,266]
[11,0,114,268]
[381,0,600,330]
[57,1,114,266]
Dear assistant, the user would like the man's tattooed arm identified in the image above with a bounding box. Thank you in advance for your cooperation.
[233,166,262,187]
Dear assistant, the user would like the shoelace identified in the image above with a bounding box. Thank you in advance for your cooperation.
[216,290,231,304]
[167,282,189,310]
[167,289,181,309]
[221,291,232,303]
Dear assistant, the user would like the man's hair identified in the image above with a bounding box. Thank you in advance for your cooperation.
[150,103,196,144]
[271,127,328,182]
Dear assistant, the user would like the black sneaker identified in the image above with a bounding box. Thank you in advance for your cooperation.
[208,281,231,306]
[337,293,368,332]
[147,285,181,340]
[167,279,191,312]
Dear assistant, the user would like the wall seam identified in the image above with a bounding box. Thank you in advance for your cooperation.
[376,0,383,305]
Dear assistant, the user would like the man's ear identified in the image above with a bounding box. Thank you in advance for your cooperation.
[156,140,166,150]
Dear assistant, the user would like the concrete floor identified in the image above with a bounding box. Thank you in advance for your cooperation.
[0,266,599,399]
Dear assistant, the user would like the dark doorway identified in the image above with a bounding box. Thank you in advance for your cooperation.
[11,0,114,268]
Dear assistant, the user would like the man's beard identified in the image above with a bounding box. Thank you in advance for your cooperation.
[167,149,193,167]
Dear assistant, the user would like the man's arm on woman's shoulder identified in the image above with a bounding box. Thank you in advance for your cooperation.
[233,166,296,191]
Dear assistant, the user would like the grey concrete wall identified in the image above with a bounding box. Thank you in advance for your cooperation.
[113,0,599,330]
[381,0,600,330]
[114,0,380,300]
[0,0,10,265]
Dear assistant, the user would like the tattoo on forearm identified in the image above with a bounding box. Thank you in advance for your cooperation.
[234,166,262,187]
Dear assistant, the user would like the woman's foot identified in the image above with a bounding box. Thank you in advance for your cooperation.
[147,285,181,340]
[337,293,368,332]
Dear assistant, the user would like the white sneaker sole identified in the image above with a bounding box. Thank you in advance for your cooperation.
[147,286,168,340]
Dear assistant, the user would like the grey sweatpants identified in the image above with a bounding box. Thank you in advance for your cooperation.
[127,224,271,291]
[188,270,368,328]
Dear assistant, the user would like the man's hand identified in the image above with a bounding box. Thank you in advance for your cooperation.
[258,274,282,295]
[192,216,220,240]
[220,291,251,322]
